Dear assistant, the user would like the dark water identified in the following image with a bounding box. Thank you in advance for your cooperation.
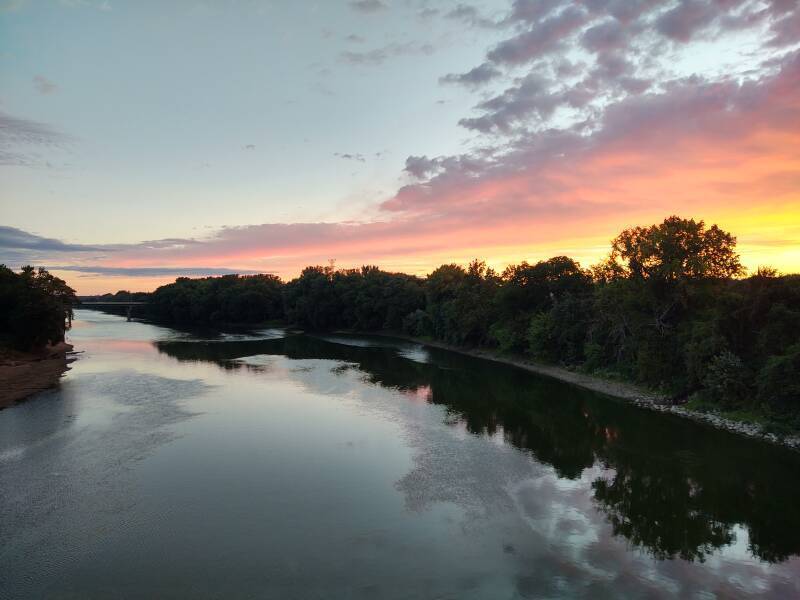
[2,311,800,599]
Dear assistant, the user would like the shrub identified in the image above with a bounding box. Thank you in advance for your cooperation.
[757,344,800,416]
[402,309,432,338]
[703,350,751,410]
[488,320,527,353]
[527,312,556,361]
[583,341,604,372]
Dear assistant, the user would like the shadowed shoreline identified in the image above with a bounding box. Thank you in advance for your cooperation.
[382,332,800,451]
[0,342,74,409]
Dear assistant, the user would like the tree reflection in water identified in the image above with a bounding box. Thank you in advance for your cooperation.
[155,332,800,564]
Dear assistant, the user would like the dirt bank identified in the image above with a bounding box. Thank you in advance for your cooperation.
[0,342,75,409]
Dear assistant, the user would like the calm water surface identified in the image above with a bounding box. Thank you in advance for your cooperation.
[2,310,800,599]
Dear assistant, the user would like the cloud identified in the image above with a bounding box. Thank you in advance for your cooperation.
[0,111,69,167]
[9,1,800,292]
[505,0,562,24]
[581,19,627,52]
[48,266,261,277]
[340,42,435,66]
[404,155,440,179]
[459,72,559,133]
[445,0,798,141]
[655,0,721,42]
[1,227,213,270]
[0,226,110,271]
[581,0,661,25]
[32,75,58,94]
[440,62,502,87]
[417,7,439,20]
[334,152,366,162]
[348,0,387,14]
[39,45,795,284]
[0,226,105,253]
[445,4,497,28]
[770,8,800,47]
[0,112,66,146]
[487,6,587,64]
[13,45,800,290]
[387,50,800,227]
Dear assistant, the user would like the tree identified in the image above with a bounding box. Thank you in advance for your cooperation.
[283,265,424,332]
[149,274,284,325]
[0,265,77,351]
[757,344,800,417]
[492,256,592,353]
[588,217,746,389]
[608,216,743,281]
[423,261,499,345]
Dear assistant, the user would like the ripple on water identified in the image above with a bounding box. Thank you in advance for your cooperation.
[0,371,208,597]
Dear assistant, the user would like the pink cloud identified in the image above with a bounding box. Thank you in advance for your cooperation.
[5,1,800,294]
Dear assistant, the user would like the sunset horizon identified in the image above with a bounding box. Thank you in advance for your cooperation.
[31,210,800,296]
[2,0,799,295]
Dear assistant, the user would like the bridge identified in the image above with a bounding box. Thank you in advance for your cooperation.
[78,301,149,321]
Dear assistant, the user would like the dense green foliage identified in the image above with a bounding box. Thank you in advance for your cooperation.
[405,217,798,426]
[283,265,424,331]
[147,274,284,326]
[144,267,425,330]
[0,265,77,351]
[110,216,800,424]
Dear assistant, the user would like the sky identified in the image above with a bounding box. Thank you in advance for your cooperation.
[1,0,799,294]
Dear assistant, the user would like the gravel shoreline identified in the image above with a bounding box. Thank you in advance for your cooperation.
[365,332,800,451]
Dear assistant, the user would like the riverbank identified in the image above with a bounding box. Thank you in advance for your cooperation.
[361,332,800,451]
[83,309,800,451]
[0,342,75,409]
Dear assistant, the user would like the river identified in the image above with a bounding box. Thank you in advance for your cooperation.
[1,309,799,599]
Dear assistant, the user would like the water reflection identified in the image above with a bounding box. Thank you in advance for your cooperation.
[156,333,800,565]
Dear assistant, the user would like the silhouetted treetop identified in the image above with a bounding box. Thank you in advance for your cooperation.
[608,216,744,281]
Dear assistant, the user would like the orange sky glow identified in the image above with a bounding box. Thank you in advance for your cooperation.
[3,1,799,295]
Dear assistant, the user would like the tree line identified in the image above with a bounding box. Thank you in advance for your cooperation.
[0,265,77,351]
[96,216,800,425]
